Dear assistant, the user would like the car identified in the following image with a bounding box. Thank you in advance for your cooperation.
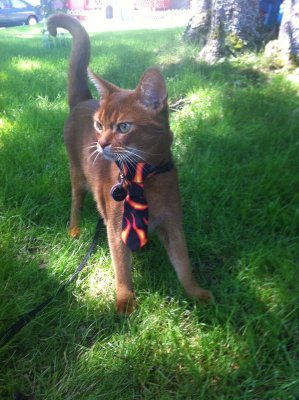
[0,0,43,27]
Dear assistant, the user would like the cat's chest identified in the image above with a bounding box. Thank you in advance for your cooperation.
[145,188,168,232]
[148,213,163,232]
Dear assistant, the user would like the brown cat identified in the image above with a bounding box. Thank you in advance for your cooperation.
[47,13,213,314]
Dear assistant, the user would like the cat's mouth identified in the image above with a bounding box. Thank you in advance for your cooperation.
[87,142,116,164]
[100,145,117,161]
[95,143,117,162]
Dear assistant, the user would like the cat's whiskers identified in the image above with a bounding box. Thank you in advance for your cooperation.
[119,149,138,165]
[118,154,125,174]
[125,146,161,157]
[92,150,102,166]
[88,144,160,174]
[122,147,163,171]
[86,142,98,150]
[116,153,127,176]
[121,149,149,166]
[112,146,144,163]
[117,151,135,176]
[101,145,159,174]
[88,148,100,162]
[126,151,147,163]
[111,147,151,176]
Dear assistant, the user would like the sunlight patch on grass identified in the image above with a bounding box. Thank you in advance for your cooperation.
[3,24,45,39]
[0,71,8,82]
[80,262,115,303]
[15,59,42,72]
[173,89,225,123]
[0,116,12,131]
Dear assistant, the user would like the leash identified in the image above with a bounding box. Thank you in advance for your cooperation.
[0,218,103,348]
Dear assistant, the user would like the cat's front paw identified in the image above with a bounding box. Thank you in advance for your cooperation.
[196,289,214,304]
[187,287,214,304]
[69,226,80,238]
[116,291,136,315]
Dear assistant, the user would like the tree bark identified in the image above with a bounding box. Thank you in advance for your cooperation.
[264,0,299,66]
[185,0,260,63]
[183,0,211,47]
[278,0,299,62]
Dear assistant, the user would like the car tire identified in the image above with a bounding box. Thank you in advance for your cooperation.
[27,16,37,26]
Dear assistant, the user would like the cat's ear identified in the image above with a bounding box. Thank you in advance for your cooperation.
[136,68,167,111]
[88,68,120,98]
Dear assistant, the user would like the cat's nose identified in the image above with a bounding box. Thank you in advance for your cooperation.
[98,139,111,149]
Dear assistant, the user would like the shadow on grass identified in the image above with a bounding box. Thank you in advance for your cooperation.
[1,33,299,398]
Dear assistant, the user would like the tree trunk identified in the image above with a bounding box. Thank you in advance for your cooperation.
[264,0,299,66]
[278,0,299,62]
[185,0,260,63]
[183,0,211,47]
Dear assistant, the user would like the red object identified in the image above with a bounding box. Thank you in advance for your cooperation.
[134,0,171,10]
[68,0,85,10]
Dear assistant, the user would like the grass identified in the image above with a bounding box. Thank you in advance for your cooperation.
[0,22,299,399]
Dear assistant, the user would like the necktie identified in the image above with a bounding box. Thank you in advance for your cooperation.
[114,160,173,251]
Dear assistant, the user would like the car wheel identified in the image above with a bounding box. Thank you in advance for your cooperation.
[27,16,37,26]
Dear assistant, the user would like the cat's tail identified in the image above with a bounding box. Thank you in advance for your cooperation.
[47,13,92,110]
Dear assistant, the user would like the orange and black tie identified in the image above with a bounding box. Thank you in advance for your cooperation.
[114,160,173,251]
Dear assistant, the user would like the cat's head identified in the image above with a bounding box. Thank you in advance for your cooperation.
[88,68,173,166]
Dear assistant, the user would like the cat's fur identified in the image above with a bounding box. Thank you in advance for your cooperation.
[47,13,213,314]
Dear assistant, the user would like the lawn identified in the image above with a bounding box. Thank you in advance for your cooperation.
[0,21,298,399]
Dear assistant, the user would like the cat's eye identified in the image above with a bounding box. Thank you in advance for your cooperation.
[94,120,103,132]
[117,122,132,134]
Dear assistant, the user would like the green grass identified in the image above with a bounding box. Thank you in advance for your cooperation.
[0,23,299,399]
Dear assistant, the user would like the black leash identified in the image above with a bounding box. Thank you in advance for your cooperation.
[0,218,103,348]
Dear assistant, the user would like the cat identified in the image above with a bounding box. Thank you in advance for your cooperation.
[47,13,213,314]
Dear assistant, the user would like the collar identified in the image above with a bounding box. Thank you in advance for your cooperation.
[116,159,174,183]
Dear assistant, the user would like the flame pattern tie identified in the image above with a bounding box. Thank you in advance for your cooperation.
[115,160,173,251]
